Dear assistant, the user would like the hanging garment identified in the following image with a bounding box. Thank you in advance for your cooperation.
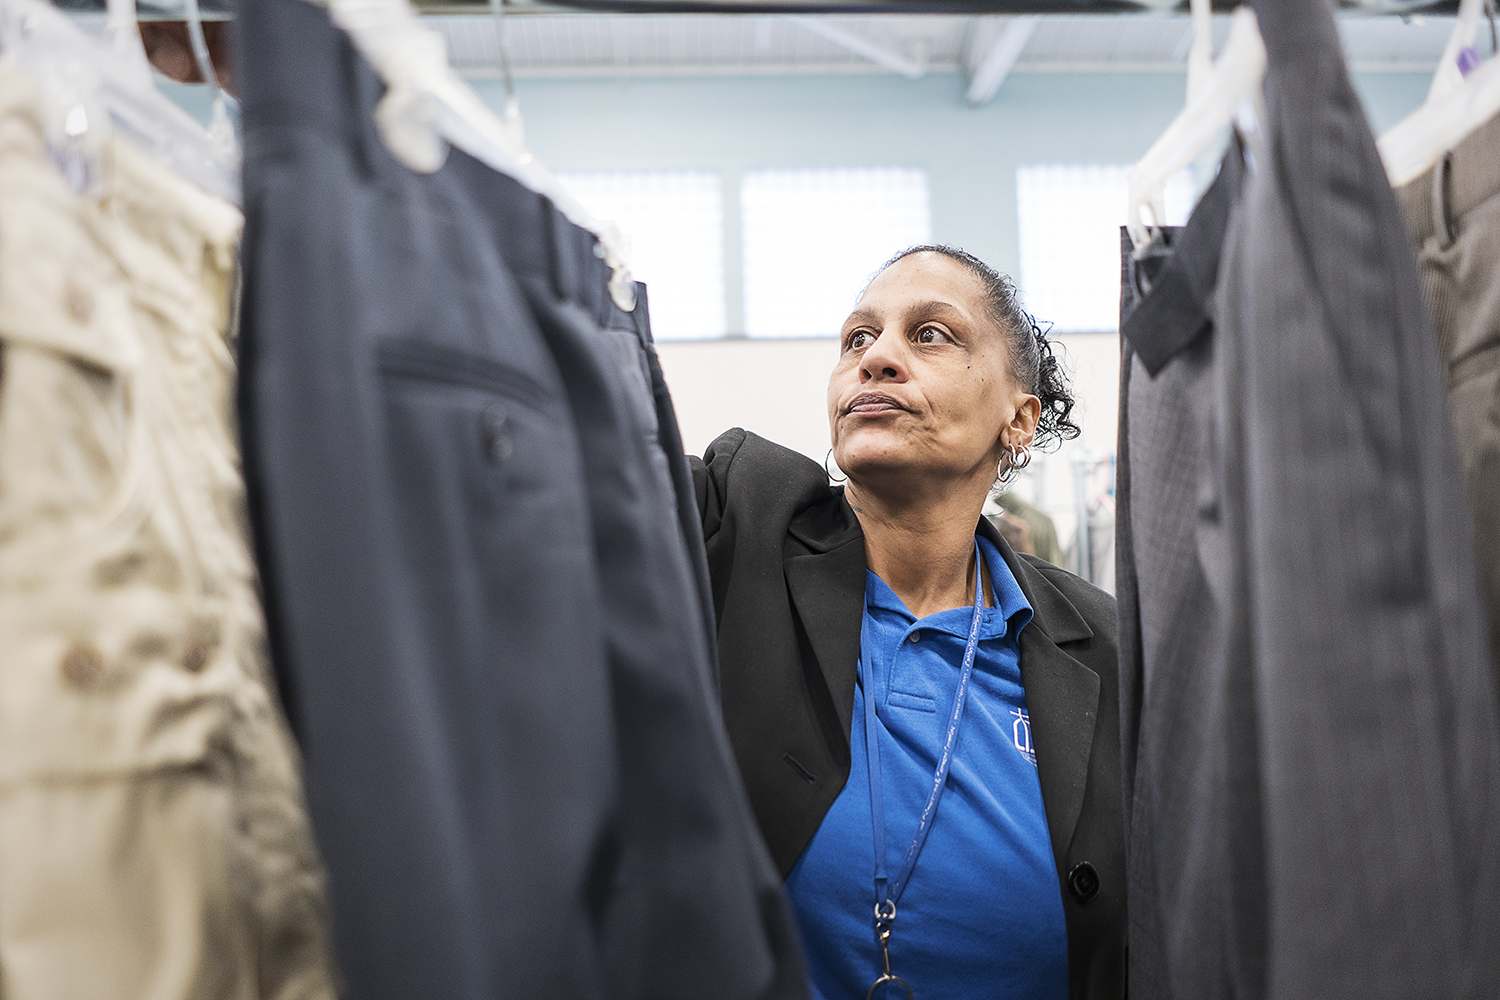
[440,151,806,1000]
[1083,498,1115,596]
[0,59,337,1000]
[994,492,1065,567]
[1116,0,1500,995]
[233,1,807,998]
[1115,142,1255,1000]
[1395,108,1500,671]
[989,507,1038,558]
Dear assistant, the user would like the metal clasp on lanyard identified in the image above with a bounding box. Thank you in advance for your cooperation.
[866,901,914,1000]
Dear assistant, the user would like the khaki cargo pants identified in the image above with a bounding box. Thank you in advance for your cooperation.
[0,60,338,1000]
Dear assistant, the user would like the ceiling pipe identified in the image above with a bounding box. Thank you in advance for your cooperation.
[786,15,927,78]
[965,14,1038,104]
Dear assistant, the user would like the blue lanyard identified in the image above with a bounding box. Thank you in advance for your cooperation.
[858,541,987,997]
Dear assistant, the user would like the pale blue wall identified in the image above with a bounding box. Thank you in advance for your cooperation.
[475,69,1430,333]
[487,73,1188,304]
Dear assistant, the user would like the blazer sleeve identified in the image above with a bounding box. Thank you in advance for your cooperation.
[689,427,749,540]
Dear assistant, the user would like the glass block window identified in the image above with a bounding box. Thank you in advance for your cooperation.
[1016,164,1196,333]
[556,169,726,341]
[741,167,932,339]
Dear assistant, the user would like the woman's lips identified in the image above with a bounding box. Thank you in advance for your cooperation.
[847,392,906,415]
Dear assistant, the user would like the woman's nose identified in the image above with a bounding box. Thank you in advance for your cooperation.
[860,334,907,383]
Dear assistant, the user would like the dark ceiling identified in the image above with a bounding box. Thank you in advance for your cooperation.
[56,0,1464,15]
[523,0,1459,10]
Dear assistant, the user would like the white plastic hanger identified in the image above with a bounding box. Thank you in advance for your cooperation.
[182,0,241,176]
[319,0,637,311]
[0,0,239,202]
[1124,0,1266,251]
[1378,0,1500,186]
[487,0,523,149]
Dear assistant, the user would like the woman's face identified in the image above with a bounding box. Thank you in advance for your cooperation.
[827,252,1038,492]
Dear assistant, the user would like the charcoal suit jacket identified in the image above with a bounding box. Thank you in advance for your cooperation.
[691,428,1125,1000]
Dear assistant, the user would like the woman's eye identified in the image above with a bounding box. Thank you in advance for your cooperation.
[848,330,874,350]
[916,326,951,345]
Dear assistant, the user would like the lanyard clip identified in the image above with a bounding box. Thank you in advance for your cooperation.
[866,903,914,1000]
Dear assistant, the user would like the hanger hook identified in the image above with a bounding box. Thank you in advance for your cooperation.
[106,0,147,62]
[182,0,240,169]
[181,0,221,99]
[489,0,517,106]
[1185,0,1212,103]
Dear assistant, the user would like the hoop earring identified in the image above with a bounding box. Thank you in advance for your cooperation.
[824,448,847,484]
[1009,442,1033,472]
[996,442,1032,487]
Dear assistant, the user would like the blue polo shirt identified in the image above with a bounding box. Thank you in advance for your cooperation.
[784,536,1068,999]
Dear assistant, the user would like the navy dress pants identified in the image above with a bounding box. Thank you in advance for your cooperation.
[235,2,808,998]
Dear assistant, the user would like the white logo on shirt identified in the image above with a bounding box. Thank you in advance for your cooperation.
[1012,709,1036,765]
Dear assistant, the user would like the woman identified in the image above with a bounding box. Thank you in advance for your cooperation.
[691,246,1123,999]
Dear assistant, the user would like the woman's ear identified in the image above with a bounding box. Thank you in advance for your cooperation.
[1009,393,1042,449]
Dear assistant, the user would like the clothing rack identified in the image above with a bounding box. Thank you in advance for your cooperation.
[49,0,1470,15]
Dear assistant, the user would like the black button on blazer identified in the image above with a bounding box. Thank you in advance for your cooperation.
[691,428,1126,1000]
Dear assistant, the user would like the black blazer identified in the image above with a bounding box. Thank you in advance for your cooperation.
[692,429,1125,1000]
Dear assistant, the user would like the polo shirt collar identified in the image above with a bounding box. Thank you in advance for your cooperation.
[864,535,1034,641]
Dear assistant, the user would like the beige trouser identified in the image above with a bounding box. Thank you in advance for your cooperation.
[0,60,338,1000]
[1398,110,1500,672]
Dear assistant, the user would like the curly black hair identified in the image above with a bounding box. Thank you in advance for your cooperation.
[872,244,1080,452]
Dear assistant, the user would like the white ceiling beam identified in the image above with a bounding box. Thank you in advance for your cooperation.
[965,14,1039,105]
[786,16,926,80]
[962,15,1004,77]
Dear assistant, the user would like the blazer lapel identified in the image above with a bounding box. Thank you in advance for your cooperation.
[983,518,1103,863]
[1019,622,1102,864]
[784,495,867,744]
